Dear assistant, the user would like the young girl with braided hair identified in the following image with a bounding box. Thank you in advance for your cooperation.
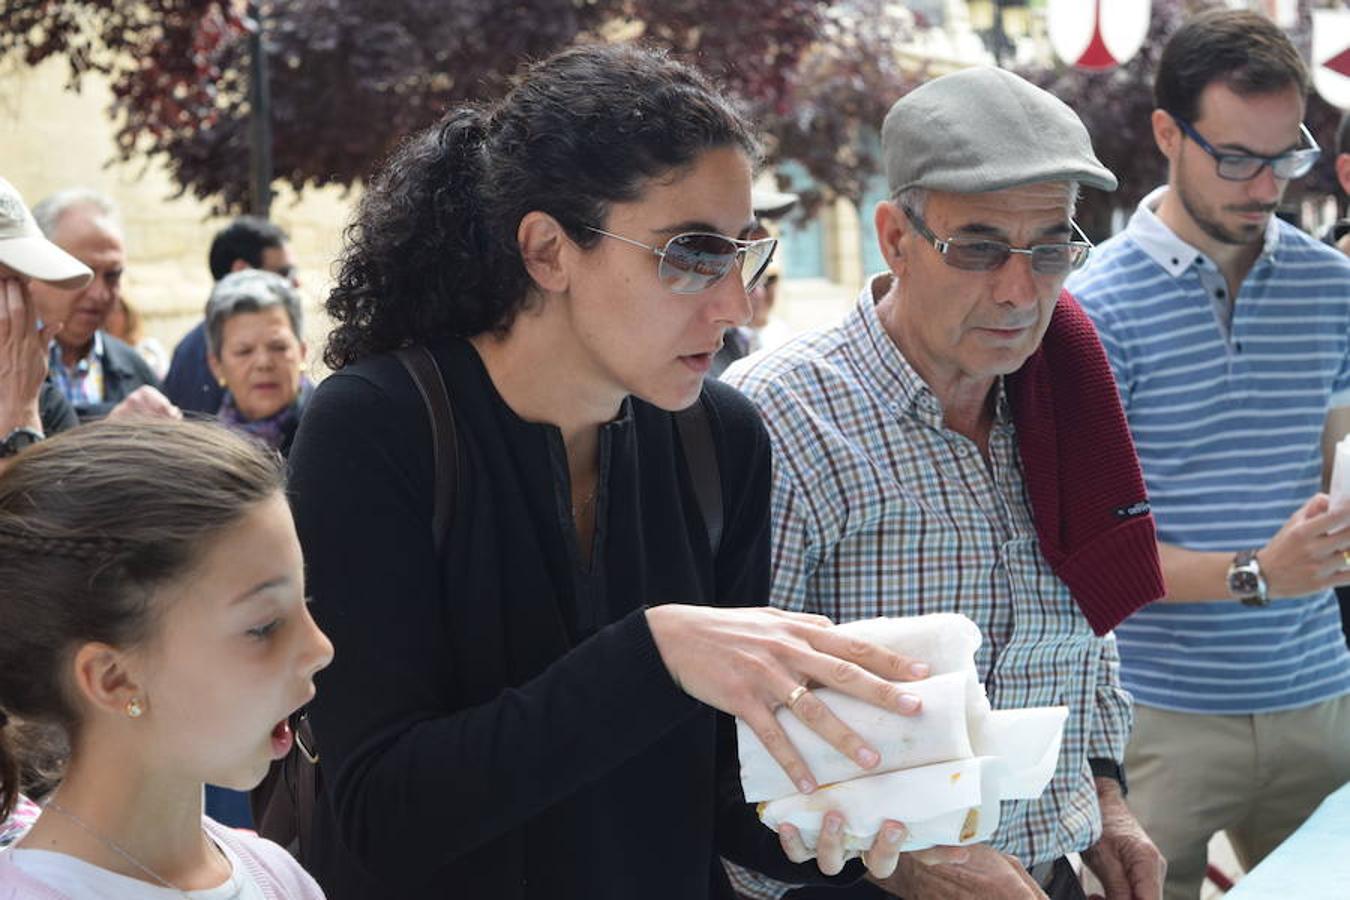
[0,419,332,898]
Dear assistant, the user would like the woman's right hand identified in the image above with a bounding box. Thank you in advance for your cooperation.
[645,604,929,794]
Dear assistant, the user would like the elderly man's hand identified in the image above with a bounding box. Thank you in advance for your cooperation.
[108,385,182,421]
[0,276,56,432]
[777,815,913,881]
[868,842,1048,899]
[1081,779,1165,900]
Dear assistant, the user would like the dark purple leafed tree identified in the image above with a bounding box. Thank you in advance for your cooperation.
[746,0,928,215]
[2,0,1341,219]
[0,0,830,213]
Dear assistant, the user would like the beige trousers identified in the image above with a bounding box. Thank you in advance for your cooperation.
[1124,696,1350,900]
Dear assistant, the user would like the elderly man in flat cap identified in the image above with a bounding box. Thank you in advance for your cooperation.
[724,69,1166,900]
[0,177,92,474]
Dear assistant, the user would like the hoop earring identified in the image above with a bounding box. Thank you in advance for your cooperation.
[125,698,143,718]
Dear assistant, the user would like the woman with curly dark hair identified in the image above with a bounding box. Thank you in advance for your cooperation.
[288,43,924,899]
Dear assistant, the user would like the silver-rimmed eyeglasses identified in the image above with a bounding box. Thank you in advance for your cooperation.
[901,206,1093,275]
[586,227,777,294]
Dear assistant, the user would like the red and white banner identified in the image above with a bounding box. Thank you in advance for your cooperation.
[1047,0,1151,72]
[1261,0,1299,30]
[1312,9,1350,111]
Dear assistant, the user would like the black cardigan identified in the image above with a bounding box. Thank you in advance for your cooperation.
[287,337,860,899]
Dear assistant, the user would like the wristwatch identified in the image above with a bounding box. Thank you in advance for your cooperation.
[1089,757,1128,796]
[0,427,43,459]
[1227,549,1269,607]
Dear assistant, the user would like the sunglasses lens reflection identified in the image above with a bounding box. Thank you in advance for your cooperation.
[741,241,776,291]
[660,233,738,293]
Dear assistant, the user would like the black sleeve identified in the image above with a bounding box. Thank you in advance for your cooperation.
[162,322,223,413]
[702,381,865,886]
[38,382,77,435]
[287,371,703,880]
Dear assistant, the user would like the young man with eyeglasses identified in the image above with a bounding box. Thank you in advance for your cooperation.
[723,66,1166,900]
[1066,11,1350,899]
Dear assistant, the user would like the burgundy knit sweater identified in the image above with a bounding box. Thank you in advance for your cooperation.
[1005,290,1165,635]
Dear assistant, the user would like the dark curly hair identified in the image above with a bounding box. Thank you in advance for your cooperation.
[323,43,758,369]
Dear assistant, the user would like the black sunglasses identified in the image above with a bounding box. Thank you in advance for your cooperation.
[901,205,1092,276]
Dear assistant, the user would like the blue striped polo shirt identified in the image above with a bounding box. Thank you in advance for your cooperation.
[1066,187,1350,715]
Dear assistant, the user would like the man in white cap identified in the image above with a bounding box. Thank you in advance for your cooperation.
[724,67,1165,899]
[0,177,92,471]
[26,188,178,422]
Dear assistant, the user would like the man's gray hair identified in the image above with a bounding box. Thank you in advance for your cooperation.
[896,187,929,217]
[893,183,1081,221]
[31,188,120,237]
[205,268,304,357]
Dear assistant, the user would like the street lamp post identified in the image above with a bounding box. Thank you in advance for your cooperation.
[248,1,273,218]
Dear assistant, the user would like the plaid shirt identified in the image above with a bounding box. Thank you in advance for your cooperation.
[720,279,1131,898]
[47,330,106,406]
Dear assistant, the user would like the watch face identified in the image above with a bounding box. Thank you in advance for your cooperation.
[1229,568,1260,596]
[0,429,40,458]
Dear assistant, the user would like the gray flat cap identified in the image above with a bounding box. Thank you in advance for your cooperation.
[882,67,1117,196]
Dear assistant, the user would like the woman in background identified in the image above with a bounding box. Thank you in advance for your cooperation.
[206,269,311,456]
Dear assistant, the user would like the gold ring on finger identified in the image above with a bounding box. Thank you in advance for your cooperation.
[786,684,809,710]
[1342,550,1350,567]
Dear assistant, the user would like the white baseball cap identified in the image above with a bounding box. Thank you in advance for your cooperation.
[0,177,93,289]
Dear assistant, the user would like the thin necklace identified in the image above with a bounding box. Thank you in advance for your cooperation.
[43,798,218,898]
[571,485,598,521]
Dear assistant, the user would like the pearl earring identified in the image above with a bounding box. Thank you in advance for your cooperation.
[125,698,143,718]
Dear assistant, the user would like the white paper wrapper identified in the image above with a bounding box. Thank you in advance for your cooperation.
[830,613,983,678]
[1331,435,1350,514]
[757,757,1003,852]
[972,706,1068,799]
[738,671,976,802]
[738,613,1068,854]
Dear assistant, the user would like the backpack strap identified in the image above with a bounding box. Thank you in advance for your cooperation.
[266,346,458,866]
[395,345,458,554]
[674,397,723,559]
[397,343,524,892]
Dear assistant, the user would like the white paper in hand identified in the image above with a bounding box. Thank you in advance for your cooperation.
[1330,435,1350,514]
[737,671,974,802]
[736,613,1068,855]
